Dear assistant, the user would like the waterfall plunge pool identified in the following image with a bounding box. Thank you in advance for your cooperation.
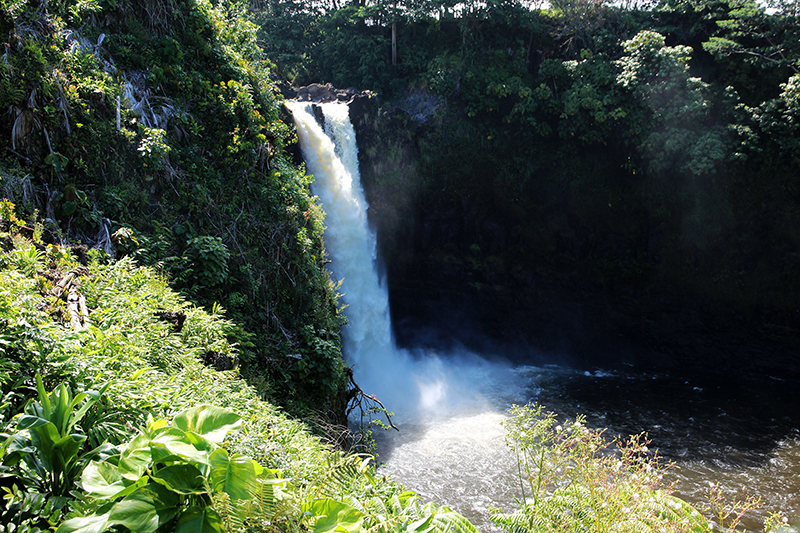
[286,99,800,533]
[373,361,800,533]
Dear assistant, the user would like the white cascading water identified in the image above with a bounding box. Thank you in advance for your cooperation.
[286,101,411,410]
[286,101,517,415]
[285,100,800,533]
[287,100,523,530]
[287,102,520,531]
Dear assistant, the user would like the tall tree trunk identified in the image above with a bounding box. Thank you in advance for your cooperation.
[392,21,397,66]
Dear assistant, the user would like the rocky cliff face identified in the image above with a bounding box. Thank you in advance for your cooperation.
[301,85,800,381]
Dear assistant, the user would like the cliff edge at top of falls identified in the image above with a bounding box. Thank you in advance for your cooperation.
[284,83,378,124]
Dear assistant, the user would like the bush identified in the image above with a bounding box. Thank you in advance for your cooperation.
[491,404,711,533]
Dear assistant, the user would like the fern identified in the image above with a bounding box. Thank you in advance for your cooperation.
[358,489,479,533]
[213,469,302,533]
[308,452,372,499]
[489,507,538,533]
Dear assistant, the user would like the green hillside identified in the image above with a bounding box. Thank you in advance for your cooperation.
[0,227,480,531]
[1,0,348,415]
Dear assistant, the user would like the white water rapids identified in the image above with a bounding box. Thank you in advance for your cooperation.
[286,101,800,533]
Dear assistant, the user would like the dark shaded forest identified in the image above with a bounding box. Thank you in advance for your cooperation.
[257,0,800,375]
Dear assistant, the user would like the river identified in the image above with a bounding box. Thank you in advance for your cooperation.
[287,99,800,533]
[374,361,800,532]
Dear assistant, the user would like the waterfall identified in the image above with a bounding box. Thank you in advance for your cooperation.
[289,102,799,533]
[286,101,530,530]
[286,101,520,418]
[286,101,412,410]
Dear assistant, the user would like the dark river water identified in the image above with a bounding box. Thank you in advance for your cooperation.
[374,362,800,533]
[288,98,800,533]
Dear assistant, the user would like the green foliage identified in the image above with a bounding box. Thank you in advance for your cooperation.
[137,127,172,168]
[490,404,712,533]
[0,376,115,529]
[0,198,24,228]
[252,0,321,85]
[185,236,231,287]
[257,0,800,317]
[0,235,479,533]
[700,0,800,76]
[315,6,393,92]
[56,404,249,533]
[617,30,732,177]
[0,0,349,415]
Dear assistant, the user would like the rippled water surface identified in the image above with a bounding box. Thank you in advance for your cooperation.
[288,99,800,533]
[375,364,800,532]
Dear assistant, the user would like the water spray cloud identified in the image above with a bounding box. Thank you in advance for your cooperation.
[287,101,522,420]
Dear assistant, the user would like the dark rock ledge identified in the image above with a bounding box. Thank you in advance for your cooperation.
[285,84,377,126]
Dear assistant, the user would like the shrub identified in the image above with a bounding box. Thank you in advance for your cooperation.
[490,404,711,533]
[185,236,231,287]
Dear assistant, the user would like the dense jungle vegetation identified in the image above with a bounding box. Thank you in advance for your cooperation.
[1,0,800,529]
[0,0,351,417]
[0,226,482,532]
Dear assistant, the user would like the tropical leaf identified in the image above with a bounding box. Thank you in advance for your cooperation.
[54,513,111,533]
[171,404,241,443]
[82,459,146,499]
[304,498,365,533]
[152,463,207,495]
[108,482,181,533]
[175,506,225,533]
[119,433,155,480]
[208,448,258,501]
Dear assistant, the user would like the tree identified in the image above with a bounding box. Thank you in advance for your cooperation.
[548,0,613,57]
[617,30,730,177]
[701,0,800,74]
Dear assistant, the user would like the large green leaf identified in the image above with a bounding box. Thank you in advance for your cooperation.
[171,405,241,443]
[182,430,217,455]
[152,427,213,465]
[52,433,85,470]
[304,499,365,533]
[16,414,52,430]
[175,506,225,533]
[34,374,51,420]
[207,448,257,500]
[82,460,130,498]
[120,447,153,481]
[25,420,75,473]
[120,433,154,480]
[152,464,207,495]
[108,482,181,533]
[54,513,111,533]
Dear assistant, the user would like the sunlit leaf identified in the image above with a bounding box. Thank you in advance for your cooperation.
[152,464,207,495]
[172,404,241,443]
[55,513,111,533]
[108,482,181,533]
[82,460,130,498]
[303,498,365,533]
[208,448,257,500]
